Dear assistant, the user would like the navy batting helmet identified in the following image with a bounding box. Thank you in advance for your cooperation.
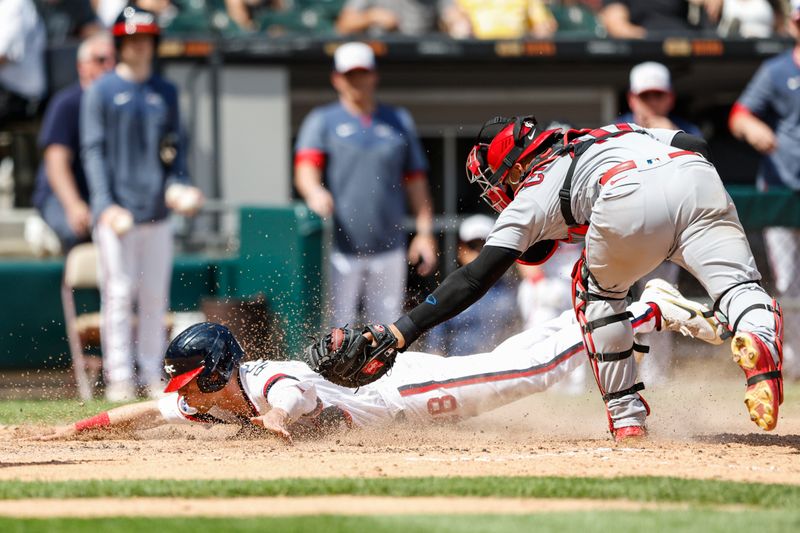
[112,5,160,51]
[163,322,245,393]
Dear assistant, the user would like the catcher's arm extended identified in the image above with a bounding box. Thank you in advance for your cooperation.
[392,244,519,348]
[33,400,165,440]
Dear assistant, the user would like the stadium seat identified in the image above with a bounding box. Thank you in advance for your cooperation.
[61,242,102,400]
[61,242,174,399]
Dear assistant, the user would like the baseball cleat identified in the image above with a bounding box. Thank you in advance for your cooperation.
[640,278,723,345]
[731,332,783,431]
[613,425,647,442]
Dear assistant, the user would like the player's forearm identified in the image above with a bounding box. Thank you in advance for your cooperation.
[74,400,164,433]
[81,90,114,218]
[394,245,519,348]
[405,177,434,236]
[729,110,770,143]
[44,147,83,207]
[294,164,326,199]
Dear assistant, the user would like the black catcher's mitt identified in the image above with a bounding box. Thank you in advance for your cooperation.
[304,324,398,388]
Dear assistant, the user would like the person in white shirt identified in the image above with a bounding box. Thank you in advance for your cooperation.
[0,0,46,120]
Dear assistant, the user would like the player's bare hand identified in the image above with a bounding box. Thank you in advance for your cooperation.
[250,408,293,444]
[30,425,78,441]
[165,184,205,217]
[746,122,777,154]
[65,200,92,237]
[306,187,334,219]
[408,234,438,276]
[99,205,134,235]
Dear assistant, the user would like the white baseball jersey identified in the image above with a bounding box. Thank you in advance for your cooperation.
[158,301,661,428]
[485,124,680,252]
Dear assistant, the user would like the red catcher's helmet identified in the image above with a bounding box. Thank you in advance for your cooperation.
[112,6,160,51]
[466,115,561,213]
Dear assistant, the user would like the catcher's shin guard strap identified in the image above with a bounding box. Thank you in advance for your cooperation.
[574,289,630,303]
[593,346,635,362]
[583,311,634,333]
[747,370,782,387]
[602,382,645,402]
[633,342,649,353]
[731,303,781,335]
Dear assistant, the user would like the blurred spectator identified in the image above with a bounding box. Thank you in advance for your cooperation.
[38,0,102,44]
[0,0,46,122]
[716,0,785,38]
[93,0,175,28]
[729,0,800,380]
[549,0,605,37]
[619,61,702,136]
[92,0,127,26]
[225,0,283,32]
[31,33,115,254]
[82,6,204,401]
[294,42,437,326]
[336,0,442,36]
[426,215,518,356]
[442,0,557,39]
[599,0,702,38]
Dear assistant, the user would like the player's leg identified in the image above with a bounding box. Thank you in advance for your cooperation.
[134,221,173,398]
[94,224,136,401]
[329,250,363,326]
[580,191,673,438]
[669,160,782,430]
[381,303,663,425]
[364,247,406,324]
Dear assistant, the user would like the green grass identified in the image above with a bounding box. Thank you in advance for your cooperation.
[1,476,798,509]
[0,400,119,425]
[1,512,800,533]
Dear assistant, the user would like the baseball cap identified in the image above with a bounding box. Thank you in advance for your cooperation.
[334,42,376,73]
[459,214,495,243]
[629,62,671,95]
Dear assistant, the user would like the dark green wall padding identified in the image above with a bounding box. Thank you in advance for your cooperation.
[0,205,322,370]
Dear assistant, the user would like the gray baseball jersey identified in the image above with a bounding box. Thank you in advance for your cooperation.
[486,123,678,251]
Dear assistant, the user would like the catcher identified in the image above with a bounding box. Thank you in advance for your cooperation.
[306,117,784,441]
[36,279,719,442]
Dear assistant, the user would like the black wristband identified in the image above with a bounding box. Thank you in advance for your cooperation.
[392,315,422,351]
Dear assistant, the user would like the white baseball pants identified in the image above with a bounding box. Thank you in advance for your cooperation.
[95,220,173,388]
[376,301,659,425]
[329,247,407,325]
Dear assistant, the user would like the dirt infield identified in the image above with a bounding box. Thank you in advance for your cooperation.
[2,357,800,487]
[0,496,707,518]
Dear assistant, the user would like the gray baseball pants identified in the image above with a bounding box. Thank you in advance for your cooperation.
[579,155,779,430]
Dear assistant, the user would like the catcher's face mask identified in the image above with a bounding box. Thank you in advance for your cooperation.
[467,115,562,213]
